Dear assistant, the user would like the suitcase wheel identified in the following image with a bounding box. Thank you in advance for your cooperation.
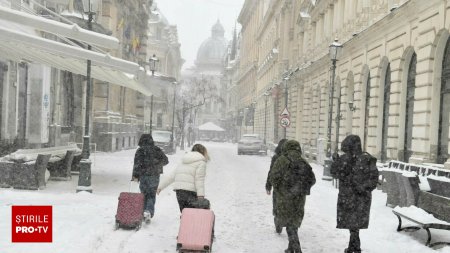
[114,221,119,230]
[135,223,141,231]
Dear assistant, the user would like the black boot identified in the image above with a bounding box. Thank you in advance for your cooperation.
[276,224,282,234]
[274,216,282,234]
[344,248,361,253]
[285,248,302,253]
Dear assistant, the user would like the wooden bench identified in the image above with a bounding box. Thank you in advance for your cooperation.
[392,191,450,247]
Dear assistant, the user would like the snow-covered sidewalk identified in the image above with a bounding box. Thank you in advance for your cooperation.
[1,142,450,253]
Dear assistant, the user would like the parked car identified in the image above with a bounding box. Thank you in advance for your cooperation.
[152,130,176,154]
[237,134,267,155]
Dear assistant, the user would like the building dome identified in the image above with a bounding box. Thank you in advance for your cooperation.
[212,20,225,37]
[195,20,228,68]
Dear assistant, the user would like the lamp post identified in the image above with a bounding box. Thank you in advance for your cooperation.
[281,67,299,139]
[323,38,343,181]
[149,95,154,133]
[283,76,288,139]
[335,88,342,153]
[263,90,270,145]
[148,54,158,133]
[251,101,256,134]
[77,0,98,193]
[238,109,243,139]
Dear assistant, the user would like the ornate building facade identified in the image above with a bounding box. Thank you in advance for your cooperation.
[0,0,180,154]
[238,0,450,166]
[143,2,183,133]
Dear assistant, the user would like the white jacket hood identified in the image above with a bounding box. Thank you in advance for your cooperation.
[182,151,206,164]
[158,150,207,196]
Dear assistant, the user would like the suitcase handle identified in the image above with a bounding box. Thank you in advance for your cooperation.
[129,180,140,193]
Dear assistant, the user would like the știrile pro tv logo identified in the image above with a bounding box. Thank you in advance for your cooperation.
[12,206,52,243]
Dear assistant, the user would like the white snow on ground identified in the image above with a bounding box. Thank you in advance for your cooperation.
[1,142,450,253]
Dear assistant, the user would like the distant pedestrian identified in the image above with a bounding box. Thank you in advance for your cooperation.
[132,134,169,223]
[157,144,209,212]
[268,140,316,253]
[265,138,288,234]
[330,135,379,253]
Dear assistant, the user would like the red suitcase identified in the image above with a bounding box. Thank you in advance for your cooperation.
[115,192,144,230]
[177,208,215,253]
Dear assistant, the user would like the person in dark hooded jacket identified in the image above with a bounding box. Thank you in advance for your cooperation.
[266,138,288,234]
[132,134,169,222]
[268,140,316,253]
[330,135,379,253]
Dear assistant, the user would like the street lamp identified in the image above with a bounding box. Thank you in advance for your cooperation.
[148,54,159,76]
[323,38,343,181]
[148,54,158,133]
[263,89,271,145]
[348,100,357,112]
[77,0,98,193]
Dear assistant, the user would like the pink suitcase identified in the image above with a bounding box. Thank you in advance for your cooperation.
[115,192,144,230]
[177,208,215,253]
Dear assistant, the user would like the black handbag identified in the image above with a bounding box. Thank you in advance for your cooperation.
[191,198,210,209]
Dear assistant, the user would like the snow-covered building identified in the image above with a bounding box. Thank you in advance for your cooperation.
[183,20,228,131]
[237,0,450,166]
[0,0,176,154]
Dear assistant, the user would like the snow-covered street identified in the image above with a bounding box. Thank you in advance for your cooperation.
[1,142,450,253]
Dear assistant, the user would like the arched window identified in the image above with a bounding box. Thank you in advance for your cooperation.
[404,53,416,162]
[364,73,370,150]
[381,64,392,162]
[438,40,450,163]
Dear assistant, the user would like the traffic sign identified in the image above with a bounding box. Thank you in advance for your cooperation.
[280,107,290,117]
[280,117,290,128]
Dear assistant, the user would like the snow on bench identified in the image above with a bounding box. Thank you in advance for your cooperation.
[392,191,450,248]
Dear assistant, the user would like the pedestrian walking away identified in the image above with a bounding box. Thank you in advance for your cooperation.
[268,140,316,253]
[132,133,169,224]
[265,138,288,234]
[157,143,210,212]
[330,135,379,253]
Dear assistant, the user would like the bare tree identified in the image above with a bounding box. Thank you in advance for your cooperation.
[175,76,225,149]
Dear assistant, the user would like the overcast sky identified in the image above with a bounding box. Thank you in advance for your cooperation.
[156,0,244,69]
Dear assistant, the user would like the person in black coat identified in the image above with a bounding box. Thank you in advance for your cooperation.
[132,134,169,222]
[330,135,379,253]
[266,138,288,233]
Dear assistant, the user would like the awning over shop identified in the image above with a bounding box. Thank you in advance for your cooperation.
[0,6,119,49]
[0,6,176,96]
[0,26,156,95]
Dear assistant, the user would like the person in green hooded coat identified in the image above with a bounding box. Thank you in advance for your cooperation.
[268,140,316,253]
[266,138,288,234]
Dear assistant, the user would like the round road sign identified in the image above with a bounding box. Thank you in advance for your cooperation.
[280,117,290,128]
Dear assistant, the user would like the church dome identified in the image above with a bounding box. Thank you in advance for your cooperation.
[195,20,228,68]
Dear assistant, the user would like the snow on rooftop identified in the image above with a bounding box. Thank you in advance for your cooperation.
[198,122,225,131]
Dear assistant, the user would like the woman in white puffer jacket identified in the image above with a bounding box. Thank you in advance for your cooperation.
[157,144,209,212]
